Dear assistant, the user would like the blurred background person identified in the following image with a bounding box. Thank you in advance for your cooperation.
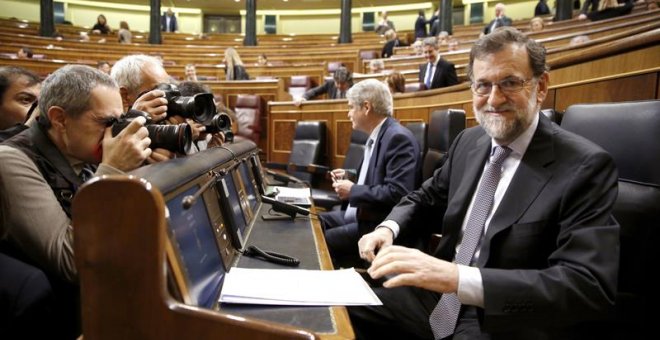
[296,66,353,105]
[381,29,403,58]
[117,20,132,44]
[414,9,427,40]
[91,14,110,34]
[419,37,458,90]
[376,11,395,34]
[224,47,250,80]
[384,71,406,94]
[184,64,198,81]
[161,8,178,32]
[482,3,512,36]
[256,53,272,66]
[535,0,551,16]
[569,34,591,46]
[16,47,32,59]
[447,38,459,51]
[97,61,111,75]
[580,0,633,21]
[530,17,545,32]
[369,59,385,74]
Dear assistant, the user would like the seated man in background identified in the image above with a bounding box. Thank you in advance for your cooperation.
[482,3,512,36]
[419,37,459,90]
[16,47,33,59]
[0,66,40,141]
[296,66,353,105]
[350,27,619,340]
[320,79,420,268]
[0,64,151,284]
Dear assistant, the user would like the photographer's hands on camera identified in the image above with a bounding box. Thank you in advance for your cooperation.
[102,116,152,170]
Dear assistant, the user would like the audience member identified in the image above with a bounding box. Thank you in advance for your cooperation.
[319,78,420,268]
[349,27,619,340]
[117,21,132,44]
[16,47,33,59]
[384,72,405,94]
[529,16,545,32]
[482,3,512,36]
[381,29,403,58]
[411,40,424,55]
[161,8,178,32]
[97,61,111,75]
[297,67,353,105]
[437,31,450,46]
[580,0,634,20]
[535,0,551,16]
[578,0,600,18]
[369,59,385,74]
[429,9,441,37]
[0,67,40,140]
[447,38,459,51]
[79,32,90,42]
[419,37,459,90]
[184,64,198,81]
[256,53,272,66]
[414,10,428,40]
[376,11,395,34]
[0,65,151,283]
[224,47,250,80]
[91,14,110,35]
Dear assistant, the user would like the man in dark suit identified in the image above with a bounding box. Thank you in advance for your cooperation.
[419,37,459,90]
[320,79,421,268]
[482,3,512,35]
[414,10,428,40]
[161,8,178,32]
[349,27,619,339]
[296,67,353,105]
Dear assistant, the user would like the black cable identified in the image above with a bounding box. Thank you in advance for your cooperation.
[241,245,300,267]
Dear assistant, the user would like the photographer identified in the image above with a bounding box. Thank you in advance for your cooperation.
[0,65,151,284]
[111,54,222,157]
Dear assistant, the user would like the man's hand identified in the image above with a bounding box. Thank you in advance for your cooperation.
[577,13,587,20]
[367,245,460,293]
[330,168,346,182]
[132,90,168,122]
[358,227,394,262]
[147,148,175,164]
[101,116,151,171]
[332,179,353,200]
[294,98,306,107]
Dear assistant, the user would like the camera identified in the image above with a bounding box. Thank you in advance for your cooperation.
[109,110,193,154]
[156,83,215,124]
[205,113,234,143]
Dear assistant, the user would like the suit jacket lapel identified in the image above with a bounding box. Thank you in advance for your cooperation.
[478,115,556,266]
[444,132,491,237]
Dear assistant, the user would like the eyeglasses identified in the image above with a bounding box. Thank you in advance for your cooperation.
[471,77,534,96]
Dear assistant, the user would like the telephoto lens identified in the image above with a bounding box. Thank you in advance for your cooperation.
[156,83,215,124]
[110,110,193,154]
[205,113,234,143]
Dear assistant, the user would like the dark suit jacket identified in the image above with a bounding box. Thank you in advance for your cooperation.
[303,79,350,100]
[418,58,459,90]
[483,16,513,35]
[161,14,178,32]
[352,116,421,234]
[414,16,427,39]
[381,39,401,58]
[386,114,619,338]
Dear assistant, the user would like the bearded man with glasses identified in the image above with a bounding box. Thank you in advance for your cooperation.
[348,27,619,340]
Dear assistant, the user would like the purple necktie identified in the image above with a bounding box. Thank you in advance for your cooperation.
[429,145,512,339]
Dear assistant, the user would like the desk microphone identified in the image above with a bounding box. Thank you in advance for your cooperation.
[260,195,310,219]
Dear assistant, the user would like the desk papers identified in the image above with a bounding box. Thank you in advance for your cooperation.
[273,186,312,206]
[219,268,382,306]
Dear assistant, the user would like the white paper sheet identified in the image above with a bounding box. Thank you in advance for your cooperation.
[219,267,382,306]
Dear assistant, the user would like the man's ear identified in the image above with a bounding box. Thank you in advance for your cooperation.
[534,72,549,106]
[47,106,67,131]
[363,100,372,115]
[119,87,132,111]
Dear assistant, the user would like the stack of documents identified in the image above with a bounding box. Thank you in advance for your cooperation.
[273,186,312,206]
[219,268,382,306]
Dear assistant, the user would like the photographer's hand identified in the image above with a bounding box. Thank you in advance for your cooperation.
[102,116,151,171]
[132,90,168,122]
[147,148,175,164]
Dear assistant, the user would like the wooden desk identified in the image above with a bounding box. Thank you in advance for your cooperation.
[72,140,353,339]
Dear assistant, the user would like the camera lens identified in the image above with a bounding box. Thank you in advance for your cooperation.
[147,123,193,155]
[204,113,231,134]
[168,93,215,124]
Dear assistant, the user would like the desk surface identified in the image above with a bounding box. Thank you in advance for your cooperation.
[222,203,354,339]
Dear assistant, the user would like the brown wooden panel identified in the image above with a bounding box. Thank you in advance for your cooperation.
[272,120,297,152]
[554,73,657,112]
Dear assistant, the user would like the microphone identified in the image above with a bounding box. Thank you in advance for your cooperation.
[260,195,310,219]
[182,170,225,210]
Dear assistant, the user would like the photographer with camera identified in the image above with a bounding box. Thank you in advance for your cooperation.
[0,65,151,284]
[111,54,225,156]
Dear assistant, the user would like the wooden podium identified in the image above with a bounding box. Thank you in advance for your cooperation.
[72,141,353,339]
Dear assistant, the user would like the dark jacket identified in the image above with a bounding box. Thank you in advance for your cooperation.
[227,65,250,80]
[483,16,513,35]
[414,15,427,39]
[161,14,178,32]
[418,58,459,90]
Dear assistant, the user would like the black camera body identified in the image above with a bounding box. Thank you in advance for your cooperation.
[205,113,234,143]
[109,110,193,154]
[156,83,215,124]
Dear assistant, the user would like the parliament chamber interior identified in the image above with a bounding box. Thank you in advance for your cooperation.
[0,0,659,339]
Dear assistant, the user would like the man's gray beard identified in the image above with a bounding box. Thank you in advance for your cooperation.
[474,93,537,142]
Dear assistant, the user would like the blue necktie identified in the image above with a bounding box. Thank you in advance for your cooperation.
[429,146,512,339]
[425,63,433,89]
[344,138,374,223]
